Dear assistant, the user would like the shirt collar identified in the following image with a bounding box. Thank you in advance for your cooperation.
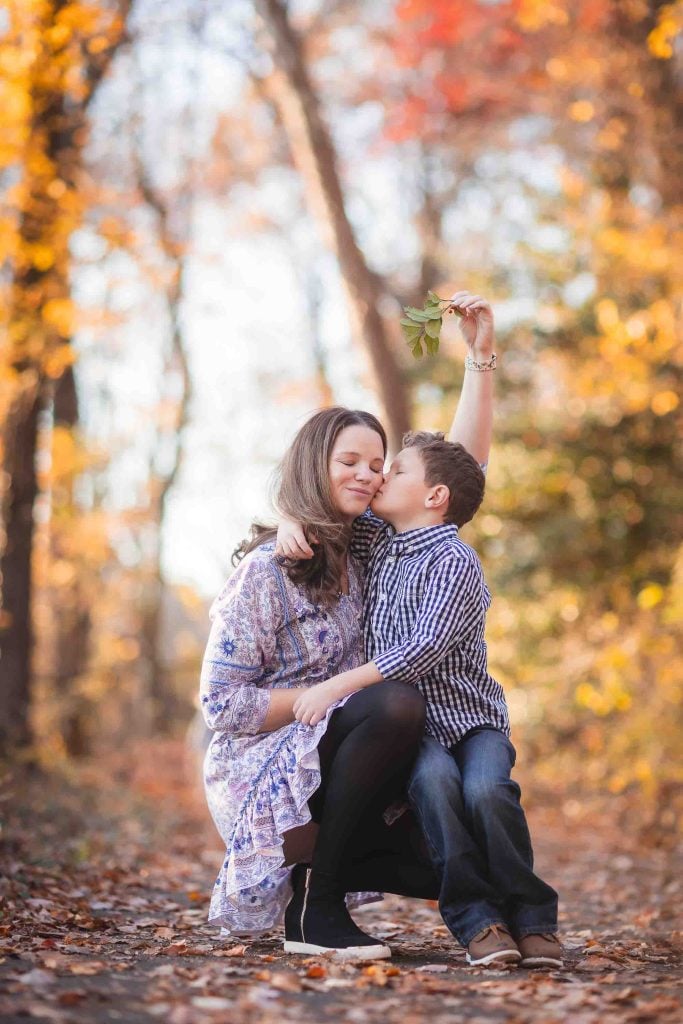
[385,522,459,557]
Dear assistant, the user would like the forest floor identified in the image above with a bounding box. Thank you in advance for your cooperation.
[1,739,681,1024]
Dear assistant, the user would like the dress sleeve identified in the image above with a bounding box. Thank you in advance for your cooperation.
[199,552,284,735]
[349,509,386,567]
[374,552,483,684]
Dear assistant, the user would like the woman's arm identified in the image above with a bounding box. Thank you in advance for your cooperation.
[446,292,496,466]
[260,688,309,731]
[292,661,384,727]
[200,555,302,735]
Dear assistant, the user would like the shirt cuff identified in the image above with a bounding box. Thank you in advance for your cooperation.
[231,685,272,735]
[374,648,420,685]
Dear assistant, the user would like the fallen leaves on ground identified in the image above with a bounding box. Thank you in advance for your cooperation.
[0,740,681,1023]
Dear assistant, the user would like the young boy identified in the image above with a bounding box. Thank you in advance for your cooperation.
[282,435,561,969]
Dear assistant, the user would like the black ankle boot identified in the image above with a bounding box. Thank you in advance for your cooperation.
[283,865,391,960]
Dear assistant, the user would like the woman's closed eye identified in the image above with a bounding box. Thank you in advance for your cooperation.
[339,459,383,474]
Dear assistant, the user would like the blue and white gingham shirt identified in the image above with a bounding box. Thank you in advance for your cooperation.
[351,511,510,749]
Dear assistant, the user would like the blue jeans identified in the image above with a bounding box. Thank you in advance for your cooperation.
[407,728,558,946]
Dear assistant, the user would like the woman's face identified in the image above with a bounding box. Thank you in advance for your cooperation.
[328,424,385,521]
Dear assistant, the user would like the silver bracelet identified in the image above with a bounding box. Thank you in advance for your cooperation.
[465,352,497,372]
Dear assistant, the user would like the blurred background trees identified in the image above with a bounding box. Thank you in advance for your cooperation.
[1,0,681,830]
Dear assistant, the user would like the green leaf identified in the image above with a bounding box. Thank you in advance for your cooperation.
[403,306,432,322]
[401,294,446,358]
[401,324,423,342]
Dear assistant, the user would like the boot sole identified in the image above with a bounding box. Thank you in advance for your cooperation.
[284,940,392,961]
[520,956,563,968]
[466,949,521,967]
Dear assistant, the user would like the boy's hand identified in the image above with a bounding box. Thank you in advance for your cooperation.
[293,680,341,728]
[448,292,495,360]
[275,517,315,559]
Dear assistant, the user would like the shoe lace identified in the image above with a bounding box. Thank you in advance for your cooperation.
[475,924,512,942]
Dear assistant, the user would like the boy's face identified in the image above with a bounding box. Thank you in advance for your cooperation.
[371,446,436,525]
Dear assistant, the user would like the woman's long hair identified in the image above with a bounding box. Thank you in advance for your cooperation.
[234,407,387,604]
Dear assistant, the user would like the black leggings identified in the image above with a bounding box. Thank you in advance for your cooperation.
[307,681,438,898]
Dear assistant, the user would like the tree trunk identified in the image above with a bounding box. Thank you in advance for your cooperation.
[0,375,43,756]
[50,367,93,757]
[255,0,410,451]
[135,168,193,733]
[0,0,130,759]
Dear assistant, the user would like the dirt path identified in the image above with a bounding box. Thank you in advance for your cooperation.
[1,741,681,1023]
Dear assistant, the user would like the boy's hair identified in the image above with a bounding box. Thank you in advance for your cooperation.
[402,431,485,527]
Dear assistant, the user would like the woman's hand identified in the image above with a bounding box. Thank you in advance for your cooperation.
[293,681,342,727]
[275,517,315,559]
[448,291,495,360]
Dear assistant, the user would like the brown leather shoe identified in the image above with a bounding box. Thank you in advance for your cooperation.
[466,924,521,967]
[517,933,563,968]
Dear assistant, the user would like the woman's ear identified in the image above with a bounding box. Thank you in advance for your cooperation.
[425,484,450,512]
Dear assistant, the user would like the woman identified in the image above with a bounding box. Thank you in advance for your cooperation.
[200,291,495,959]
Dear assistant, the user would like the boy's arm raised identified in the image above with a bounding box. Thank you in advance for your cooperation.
[446,292,496,467]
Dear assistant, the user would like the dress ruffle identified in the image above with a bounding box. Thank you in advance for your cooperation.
[206,692,382,935]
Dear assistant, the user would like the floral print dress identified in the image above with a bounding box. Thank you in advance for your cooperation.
[201,541,380,935]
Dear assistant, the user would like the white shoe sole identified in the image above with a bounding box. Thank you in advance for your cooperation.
[520,956,563,968]
[466,949,521,967]
[284,940,392,961]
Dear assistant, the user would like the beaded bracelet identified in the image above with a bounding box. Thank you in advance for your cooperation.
[465,352,497,372]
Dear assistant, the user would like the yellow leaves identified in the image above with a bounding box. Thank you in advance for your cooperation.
[575,644,633,717]
[26,147,56,178]
[49,425,83,481]
[98,216,135,249]
[517,0,569,32]
[596,117,627,152]
[86,35,110,55]
[647,2,683,59]
[46,178,67,199]
[45,22,72,50]
[42,297,74,336]
[50,559,77,587]
[480,514,503,537]
[559,165,586,200]
[43,344,76,378]
[101,636,140,665]
[651,390,679,416]
[569,100,595,123]
[560,601,579,622]
[28,243,56,270]
[637,584,664,610]
[0,78,32,120]
[545,57,568,80]
[595,298,619,331]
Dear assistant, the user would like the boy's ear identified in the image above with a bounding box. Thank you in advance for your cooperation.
[425,484,450,512]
